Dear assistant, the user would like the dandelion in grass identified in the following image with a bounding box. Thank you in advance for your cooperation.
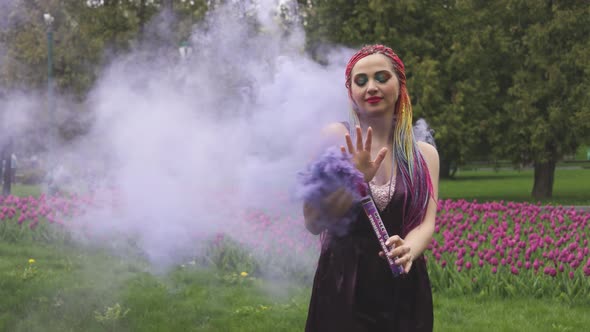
[22,259,38,280]
[240,272,248,277]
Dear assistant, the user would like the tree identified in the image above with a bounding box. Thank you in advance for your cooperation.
[0,0,139,98]
[496,0,590,199]
[0,0,208,98]
[300,0,590,198]
[299,0,496,178]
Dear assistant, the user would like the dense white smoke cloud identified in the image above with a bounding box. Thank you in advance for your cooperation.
[56,1,353,267]
[1,0,436,270]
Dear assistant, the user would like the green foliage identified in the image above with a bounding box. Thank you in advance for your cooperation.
[0,213,71,244]
[427,257,590,305]
[498,1,590,166]
[576,145,590,161]
[200,234,315,284]
[94,303,130,326]
[202,234,260,275]
[300,0,590,198]
[0,0,209,98]
[0,0,132,96]
[21,260,40,281]
[1,1,588,195]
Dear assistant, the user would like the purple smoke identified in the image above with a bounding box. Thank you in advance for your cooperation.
[296,147,365,235]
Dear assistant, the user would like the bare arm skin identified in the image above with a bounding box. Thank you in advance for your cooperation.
[384,141,440,273]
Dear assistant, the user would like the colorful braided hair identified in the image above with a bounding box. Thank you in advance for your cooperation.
[345,44,434,236]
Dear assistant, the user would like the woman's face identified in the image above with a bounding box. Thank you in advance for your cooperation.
[350,53,400,116]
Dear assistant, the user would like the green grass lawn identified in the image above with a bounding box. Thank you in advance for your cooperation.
[2,241,589,332]
[0,241,307,332]
[434,295,589,332]
[5,184,42,197]
[8,168,590,205]
[440,168,590,205]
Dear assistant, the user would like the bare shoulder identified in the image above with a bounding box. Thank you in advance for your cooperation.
[417,141,439,169]
[321,122,348,140]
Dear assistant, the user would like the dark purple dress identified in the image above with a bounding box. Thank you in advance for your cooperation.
[305,171,433,331]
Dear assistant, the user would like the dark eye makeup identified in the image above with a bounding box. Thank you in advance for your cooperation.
[353,71,392,87]
[375,71,392,83]
[354,74,368,86]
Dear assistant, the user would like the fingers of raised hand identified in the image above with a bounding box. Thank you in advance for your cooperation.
[364,127,372,151]
[345,134,355,154]
[345,126,377,155]
[355,126,363,151]
[373,147,388,167]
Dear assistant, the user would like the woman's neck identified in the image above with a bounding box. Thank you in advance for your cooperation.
[358,112,394,149]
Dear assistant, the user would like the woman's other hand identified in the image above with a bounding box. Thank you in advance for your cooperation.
[303,187,354,235]
[342,126,388,182]
[322,187,354,219]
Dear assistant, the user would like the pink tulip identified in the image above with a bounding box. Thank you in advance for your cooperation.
[544,266,557,277]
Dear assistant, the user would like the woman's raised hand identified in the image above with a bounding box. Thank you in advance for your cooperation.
[341,126,388,182]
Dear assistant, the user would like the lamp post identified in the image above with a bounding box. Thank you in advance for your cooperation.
[44,13,54,116]
[1,138,13,195]
[178,41,193,60]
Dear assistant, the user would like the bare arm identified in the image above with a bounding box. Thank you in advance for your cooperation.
[386,141,439,272]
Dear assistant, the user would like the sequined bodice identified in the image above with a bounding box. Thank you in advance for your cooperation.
[369,178,395,211]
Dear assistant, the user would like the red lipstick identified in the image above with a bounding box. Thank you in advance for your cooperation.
[366,97,383,104]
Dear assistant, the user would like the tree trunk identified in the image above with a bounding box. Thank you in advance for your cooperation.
[440,159,451,179]
[532,160,556,200]
[439,159,457,179]
[138,0,147,42]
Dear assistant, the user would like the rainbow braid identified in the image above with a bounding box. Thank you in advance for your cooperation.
[345,45,434,236]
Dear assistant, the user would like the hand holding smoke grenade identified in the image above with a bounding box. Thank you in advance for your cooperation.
[358,184,404,277]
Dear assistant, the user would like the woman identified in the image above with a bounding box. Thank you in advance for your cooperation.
[304,44,439,331]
